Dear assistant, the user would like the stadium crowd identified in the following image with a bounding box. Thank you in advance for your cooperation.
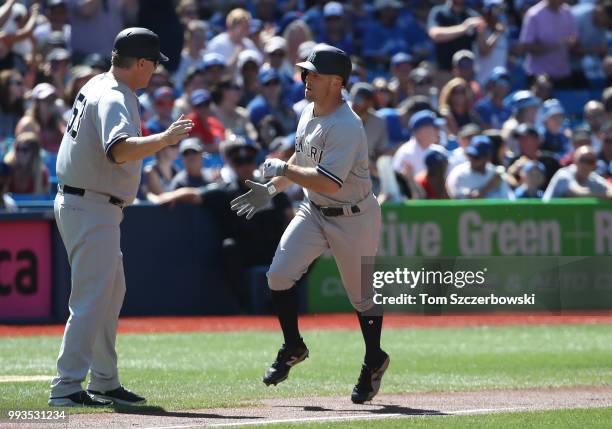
[2,0,612,213]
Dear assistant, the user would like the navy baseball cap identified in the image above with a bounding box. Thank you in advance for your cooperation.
[259,68,280,85]
[296,43,352,85]
[466,135,493,158]
[113,27,168,62]
[391,52,414,66]
[424,146,448,169]
[409,109,444,132]
[190,89,211,106]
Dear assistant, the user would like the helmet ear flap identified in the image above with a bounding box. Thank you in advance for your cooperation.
[301,69,309,84]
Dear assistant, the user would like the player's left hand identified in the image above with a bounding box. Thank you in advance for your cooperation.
[262,158,288,179]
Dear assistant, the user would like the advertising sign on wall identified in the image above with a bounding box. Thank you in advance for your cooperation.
[0,221,52,319]
[308,199,612,312]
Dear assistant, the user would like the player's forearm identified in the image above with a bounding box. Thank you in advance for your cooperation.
[269,176,293,193]
[284,164,340,194]
[110,133,170,163]
[428,25,468,43]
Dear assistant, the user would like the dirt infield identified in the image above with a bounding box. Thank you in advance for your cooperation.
[1,311,612,337]
[2,386,611,429]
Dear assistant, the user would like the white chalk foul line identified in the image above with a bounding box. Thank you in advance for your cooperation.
[0,375,52,383]
[143,413,404,429]
[208,413,406,428]
[451,406,530,414]
[141,406,532,429]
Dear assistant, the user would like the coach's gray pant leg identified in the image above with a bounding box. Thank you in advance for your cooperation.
[267,204,328,291]
[324,199,382,312]
[88,252,126,392]
[50,195,123,398]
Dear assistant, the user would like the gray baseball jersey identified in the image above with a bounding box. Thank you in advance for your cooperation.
[56,73,142,203]
[295,101,371,206]
[267,100,382,313]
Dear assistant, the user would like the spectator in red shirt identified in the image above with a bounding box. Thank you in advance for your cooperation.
[187,89,225,153]
[415,146,450,199]
[5,131,49,195]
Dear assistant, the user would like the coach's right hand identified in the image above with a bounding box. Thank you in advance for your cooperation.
[230,180,274,220]
[162,114,194,146]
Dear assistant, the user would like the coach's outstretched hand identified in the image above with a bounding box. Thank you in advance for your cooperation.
[162,114,194,146]
[230,180,273,220]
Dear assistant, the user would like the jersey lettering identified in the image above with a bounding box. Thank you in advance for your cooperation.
[67,92,87,139]
[295,135,323,163]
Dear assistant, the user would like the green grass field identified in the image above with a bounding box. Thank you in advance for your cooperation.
[1,323,611,414]
[258,407,612,429]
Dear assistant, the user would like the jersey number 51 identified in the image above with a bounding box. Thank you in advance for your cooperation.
[67,93,87,139]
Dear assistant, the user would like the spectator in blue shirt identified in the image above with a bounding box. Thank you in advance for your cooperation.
[247,69,296,134]
[378,95,436,148]
[317,2,354,55]
[474,66,512,129]
[539,98,571,156]
[262,36,296,99]
[362,0,430,71]
[344,0,374,54]
[514,160,546,198]
[388,52,418,105]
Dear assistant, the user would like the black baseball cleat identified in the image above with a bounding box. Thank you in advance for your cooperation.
[351,351,390,404]
[87,386,146,405]
[263,341,309,386]
[48,390,113,407]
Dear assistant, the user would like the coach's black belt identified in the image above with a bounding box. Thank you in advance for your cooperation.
[309,200,360,217]
[59,184,125,208]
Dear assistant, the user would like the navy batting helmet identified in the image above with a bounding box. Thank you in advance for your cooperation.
[296,43,351,86]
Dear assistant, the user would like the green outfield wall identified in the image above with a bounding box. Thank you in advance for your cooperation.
[307,199,612,312]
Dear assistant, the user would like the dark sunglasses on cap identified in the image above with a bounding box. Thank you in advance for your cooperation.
[230,155,256,166]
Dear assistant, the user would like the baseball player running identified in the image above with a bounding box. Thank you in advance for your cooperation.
[231,44,388,404]
[49,28,193,407]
